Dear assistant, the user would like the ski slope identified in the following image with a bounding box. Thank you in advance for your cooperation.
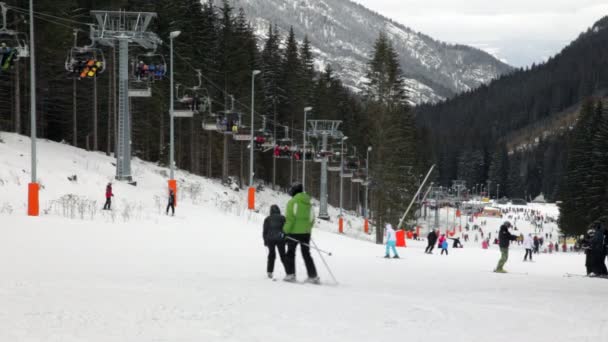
[1,132,607,342]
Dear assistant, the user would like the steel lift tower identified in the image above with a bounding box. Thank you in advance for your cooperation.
[90,10,161,181]
[307,120,344,220]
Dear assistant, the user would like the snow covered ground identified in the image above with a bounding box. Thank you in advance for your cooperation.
[1,132,607,342]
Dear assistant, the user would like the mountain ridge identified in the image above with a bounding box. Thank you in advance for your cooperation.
[228,0,513,103]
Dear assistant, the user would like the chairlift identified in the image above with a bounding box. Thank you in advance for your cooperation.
[64,29,105,79]
[352,169,367,183]
[0,3,29,73]
[175,70,211,116]
[133,52,166,82]
[202,114,220,131]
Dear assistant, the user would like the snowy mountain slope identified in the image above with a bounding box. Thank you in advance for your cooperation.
[1,133,606,341]
[0,132,368,240]
[230,0,513,103]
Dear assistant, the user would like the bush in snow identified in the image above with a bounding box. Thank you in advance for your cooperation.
[0,202,13,215]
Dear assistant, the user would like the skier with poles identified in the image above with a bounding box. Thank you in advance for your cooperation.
[494,221,518,273]
[384,223,399,259]
[103,183,113,210]
[283,183,320,284]
[263,205,288,279]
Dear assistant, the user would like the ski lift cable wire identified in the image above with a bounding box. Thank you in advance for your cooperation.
[8,6,93,27]
[173,50,306,135]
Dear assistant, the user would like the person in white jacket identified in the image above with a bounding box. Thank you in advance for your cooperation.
[523,233,534,262]
[384,223,400,259]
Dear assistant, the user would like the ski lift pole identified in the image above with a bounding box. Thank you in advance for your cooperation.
[397,164,435,229]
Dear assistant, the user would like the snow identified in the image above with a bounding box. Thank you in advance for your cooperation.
[1,132,607,342]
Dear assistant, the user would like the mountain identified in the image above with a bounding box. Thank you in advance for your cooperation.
[228,0,512,104]
[416,16,608,200]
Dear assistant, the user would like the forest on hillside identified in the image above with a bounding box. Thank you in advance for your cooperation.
[416,16,608,204]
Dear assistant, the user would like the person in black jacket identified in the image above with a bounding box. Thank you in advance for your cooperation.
[166,190,175,216]
[588,223,608,277]
[494,221,518,273]
[263,205,288,279]
[425,230,438,254]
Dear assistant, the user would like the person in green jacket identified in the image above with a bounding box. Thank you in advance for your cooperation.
[283,183,319,284]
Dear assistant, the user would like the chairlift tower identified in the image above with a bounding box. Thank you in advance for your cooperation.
[307,120,344,220]
[90,10,161,181]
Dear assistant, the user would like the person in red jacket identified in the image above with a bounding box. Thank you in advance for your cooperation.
[103,183,113,210]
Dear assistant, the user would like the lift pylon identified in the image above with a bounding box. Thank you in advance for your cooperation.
[90,10,162,182]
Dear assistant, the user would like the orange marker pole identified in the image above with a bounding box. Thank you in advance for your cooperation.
[168,179,177,207]
[27,183,39,216]
[248,187,255,210]
[339,217,344,234]
[364,218,369,234]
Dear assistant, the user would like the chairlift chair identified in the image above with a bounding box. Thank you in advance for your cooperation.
[65,46,105,79]
[134,52,166,82]
[0,3,29,72]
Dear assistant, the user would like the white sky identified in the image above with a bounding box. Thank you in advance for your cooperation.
[351,0,608,67]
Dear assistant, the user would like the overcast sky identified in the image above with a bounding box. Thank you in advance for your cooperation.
[351,0,608,67]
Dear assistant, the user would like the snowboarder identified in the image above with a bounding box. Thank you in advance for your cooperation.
[166,189,175,216]
[425,229,438,254]
[283,183,319,284]
[441,239,449,255]
[494,221,518,273]
[103,183,113,210]
[384,223,399,259]
[263,205,288,279]
[523,233,533,262]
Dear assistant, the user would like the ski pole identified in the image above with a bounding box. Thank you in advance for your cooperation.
[311,238,339,285]
[285,236,333,256]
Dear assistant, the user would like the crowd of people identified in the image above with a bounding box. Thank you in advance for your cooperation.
[134,61,165,81]
[67,58,104,79]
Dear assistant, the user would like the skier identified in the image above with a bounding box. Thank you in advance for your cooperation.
[166,189,175,216]
[441,238,449,255]
[533,236,540,254]
[263,205,288,279]
[494,221,518,273]
[384,223,399,258]
[283,183,319,284]
[581,229,594,275]
[438,233,446,249]
[425,229,438,254]
[523,233,534,262]
[588,223,608,277]
[103,183,113,210]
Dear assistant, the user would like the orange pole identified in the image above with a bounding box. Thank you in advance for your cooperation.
[168,179,177,207]
[339,217,344,234]
[27,183,39,216]
[248,187,256,210]
[364,218,369,234]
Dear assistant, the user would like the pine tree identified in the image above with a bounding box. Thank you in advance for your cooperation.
[559,99,601,235]
[365,32,416,243]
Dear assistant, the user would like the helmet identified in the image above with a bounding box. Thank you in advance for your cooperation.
[288,183,303,197]
[503,221,512,228]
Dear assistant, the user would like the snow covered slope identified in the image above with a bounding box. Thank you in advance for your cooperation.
[230,0,513,103]
[1,133,606,342]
